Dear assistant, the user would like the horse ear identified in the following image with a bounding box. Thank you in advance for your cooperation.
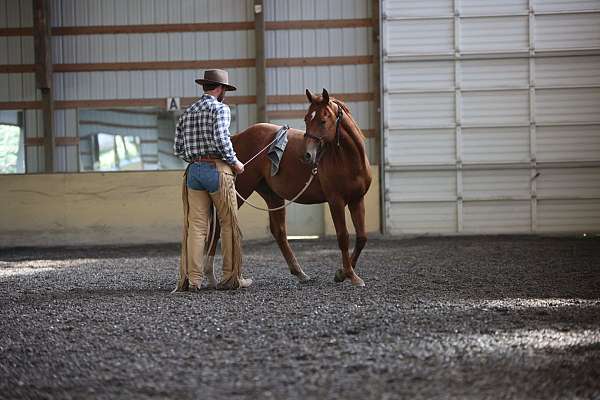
[306,89,316,104]
[322,88,330,104]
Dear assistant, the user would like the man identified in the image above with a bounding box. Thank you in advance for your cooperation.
[173,69,252,292]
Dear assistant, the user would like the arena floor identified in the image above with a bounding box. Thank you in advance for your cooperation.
[1,236,599,399]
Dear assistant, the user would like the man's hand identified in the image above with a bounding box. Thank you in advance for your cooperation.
[232,160,244,175]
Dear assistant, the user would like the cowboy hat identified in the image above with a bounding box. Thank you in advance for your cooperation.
[195,69,237,91]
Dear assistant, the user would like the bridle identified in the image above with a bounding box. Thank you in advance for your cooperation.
[304,102,344,152]
[228,103,344,213]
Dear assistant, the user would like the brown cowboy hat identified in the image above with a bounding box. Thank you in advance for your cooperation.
[195,69,237,91]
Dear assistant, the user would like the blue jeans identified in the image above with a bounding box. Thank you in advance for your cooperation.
[186,162,220,193]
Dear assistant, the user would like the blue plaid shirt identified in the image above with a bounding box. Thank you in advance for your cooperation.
[174,94,238,165]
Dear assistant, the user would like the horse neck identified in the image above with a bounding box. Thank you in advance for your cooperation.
[333,118,369,172]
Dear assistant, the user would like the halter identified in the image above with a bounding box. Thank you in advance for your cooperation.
[304,103,344,148]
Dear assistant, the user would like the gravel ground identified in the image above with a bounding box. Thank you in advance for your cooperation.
[1,235,599,400]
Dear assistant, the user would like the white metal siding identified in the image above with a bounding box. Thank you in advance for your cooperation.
[263,0,375,236]
[382,0,600,234]
[49,0,255,172]
[264,0,377,162]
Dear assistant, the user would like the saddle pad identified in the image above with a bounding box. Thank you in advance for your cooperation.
[267,125,289,176]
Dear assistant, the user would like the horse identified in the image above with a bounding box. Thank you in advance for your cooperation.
[208,88,372,287]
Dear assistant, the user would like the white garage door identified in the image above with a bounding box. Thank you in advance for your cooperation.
[381,0,600,234]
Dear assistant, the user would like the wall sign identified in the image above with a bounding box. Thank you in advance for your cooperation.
[166,97,180,111]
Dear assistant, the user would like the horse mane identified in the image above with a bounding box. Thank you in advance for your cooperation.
[330,97,366,140]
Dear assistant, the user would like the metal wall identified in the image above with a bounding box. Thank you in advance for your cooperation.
[382,0,600,234]
[0,0,44,172]
[262,0,377,236]
[1,0,377,171]
[264,0,377,159]
[49,0,256,172]
[0,0,257,172]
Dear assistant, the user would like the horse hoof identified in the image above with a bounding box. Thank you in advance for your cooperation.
[334,269,345,282]
[351,277,365,287]
[296,272,310,283]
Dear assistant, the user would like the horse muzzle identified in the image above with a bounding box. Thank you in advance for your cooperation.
[302,137,320,165]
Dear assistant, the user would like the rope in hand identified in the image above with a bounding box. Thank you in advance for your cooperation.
[229,127,317,212]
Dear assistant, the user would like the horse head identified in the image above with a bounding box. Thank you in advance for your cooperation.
[302,88,343,166]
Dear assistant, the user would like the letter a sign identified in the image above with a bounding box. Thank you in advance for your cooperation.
[166,97,180,111]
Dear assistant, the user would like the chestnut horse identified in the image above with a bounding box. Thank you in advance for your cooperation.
[209,89,372,286]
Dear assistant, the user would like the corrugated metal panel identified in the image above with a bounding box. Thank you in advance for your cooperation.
[266,65,371,95]
[54,68,256,100]
[536,88,600,124]
[263,0,375,166]
[52,0,254,26]
[462,90,530,125]
[265,0,370,20]
[24,110,44,173]
[388,171,456,201]
[383,0,600,234]
[4,37,23,64]
[538,200,600,232]
[263,0,374,237]
[19,0,33,27]
[2,73,37,102]
[266,28,371,58]
[462,127,530,162]
[385,19,454,55]
[53,109,78,172]
[53,31,254,64]
[388,202,457,234]
[387,129,455,164]
[463,201,531,233]
[537,125,600,161]
[461,0,528,15]
[460,17,529,52]
[4,0,21,28]
[535,13,600,50]
[385,61,453,90]
[387,92,455,128]
[534,0,600,13]
[463,169,531,199]
[536,56,600,87]
[536,167,600,198]
[383,0,452,18]
[461,59,529,89]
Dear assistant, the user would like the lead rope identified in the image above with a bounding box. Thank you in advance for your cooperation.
[205,127,317,266]
[230,127,319,213]
[232,168,317,212]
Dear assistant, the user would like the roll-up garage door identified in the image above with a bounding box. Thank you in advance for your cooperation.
[381,0,600,234]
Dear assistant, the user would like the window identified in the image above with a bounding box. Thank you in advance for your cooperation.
[78,106,237,172]
[0,111,25,174]
[91,133,142,171]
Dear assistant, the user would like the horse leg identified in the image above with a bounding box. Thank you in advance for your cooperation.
[328,199,365,287]
[335,197,368,282]
[256,185,310,283]
[350,197,368,268]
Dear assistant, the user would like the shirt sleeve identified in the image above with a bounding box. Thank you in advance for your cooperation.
[212,105,239,165]
[173,113,189,162]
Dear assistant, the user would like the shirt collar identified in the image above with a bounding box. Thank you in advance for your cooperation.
[202,94,216,100]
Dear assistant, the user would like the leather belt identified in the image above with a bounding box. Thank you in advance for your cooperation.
[191,155,221,163]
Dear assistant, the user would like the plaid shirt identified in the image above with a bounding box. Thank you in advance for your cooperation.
[173,94,238,165]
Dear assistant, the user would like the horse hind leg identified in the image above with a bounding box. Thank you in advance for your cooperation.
[257,186,310,283]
